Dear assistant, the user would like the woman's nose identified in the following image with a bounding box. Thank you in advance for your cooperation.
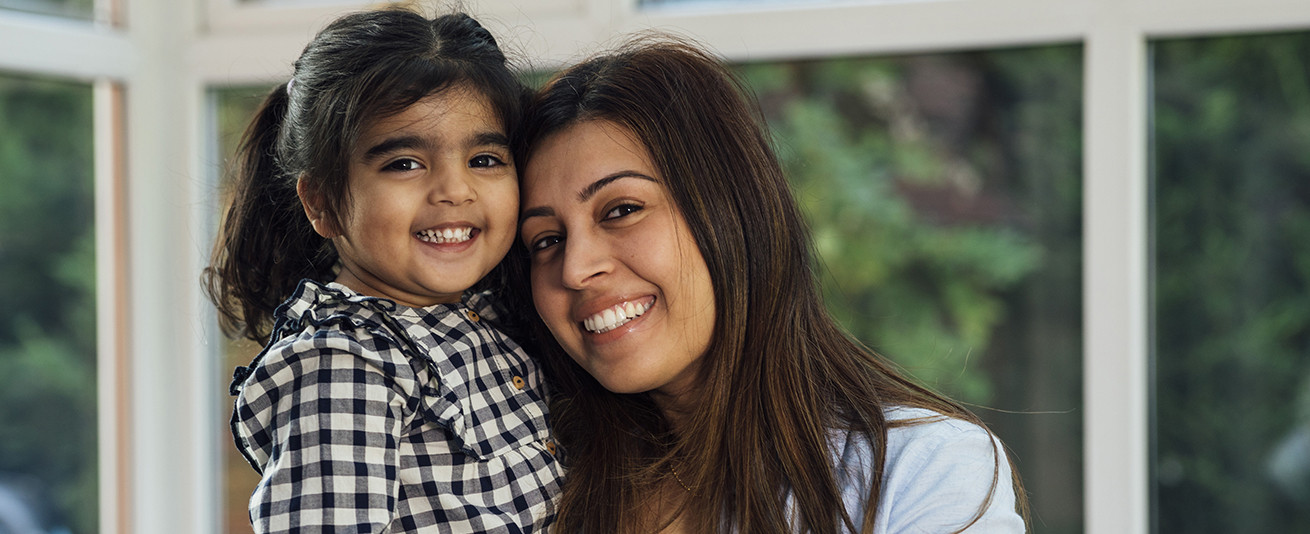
[560,232,613,290]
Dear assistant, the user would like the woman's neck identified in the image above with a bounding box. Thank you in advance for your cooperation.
[648,368,707,432]
[650,388,695,433]
[645,477,693,534]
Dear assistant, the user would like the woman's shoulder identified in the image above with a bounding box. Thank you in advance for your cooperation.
[833,406,997,461]
[832,406,1025,533]
[884,405,995,449]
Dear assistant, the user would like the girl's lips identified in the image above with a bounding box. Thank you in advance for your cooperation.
[415,226,476,244]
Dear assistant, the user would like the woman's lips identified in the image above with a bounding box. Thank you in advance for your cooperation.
[581,297,655,333]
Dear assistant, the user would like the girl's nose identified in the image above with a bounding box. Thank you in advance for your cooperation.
[428,168,475,205]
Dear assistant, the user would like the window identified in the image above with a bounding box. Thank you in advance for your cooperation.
[4,1,1308,532]
[0,0,93,20]
[1152,30,1310,532]
[741,46,1083,532]
[0,72,97,534]
[209,86,271,534]
[208,46,1085,532]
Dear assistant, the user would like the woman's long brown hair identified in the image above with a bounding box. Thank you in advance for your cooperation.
[511,37,1028,533]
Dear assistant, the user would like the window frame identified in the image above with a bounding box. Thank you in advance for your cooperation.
[4,1,1310,533]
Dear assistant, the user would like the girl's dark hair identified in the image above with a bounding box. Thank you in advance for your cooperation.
[204,9,528,342]
[511,37,1028,533]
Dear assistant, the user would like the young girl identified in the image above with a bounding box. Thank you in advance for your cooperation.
[203,9,561,533]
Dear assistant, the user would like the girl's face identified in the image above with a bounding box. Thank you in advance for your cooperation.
[305,87,518,307]
[520,120,716,406]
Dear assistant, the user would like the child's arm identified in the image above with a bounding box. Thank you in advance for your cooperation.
[235,337,411,533]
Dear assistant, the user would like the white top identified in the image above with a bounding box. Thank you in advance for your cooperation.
[831,406,1026,533]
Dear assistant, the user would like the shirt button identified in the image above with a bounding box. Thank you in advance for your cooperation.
[545,440,557,455]
[466,310,480,322]
[512,376,525,390]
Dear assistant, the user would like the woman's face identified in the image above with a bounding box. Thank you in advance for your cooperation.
[520,120,715,402]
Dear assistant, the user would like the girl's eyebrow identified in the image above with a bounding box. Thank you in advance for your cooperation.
[360,130,509,163]
[361,134,432,163]
[470,131,510,149]
[520,171,656,223]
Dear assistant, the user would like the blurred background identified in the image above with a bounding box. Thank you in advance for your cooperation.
[1,0,1307,533]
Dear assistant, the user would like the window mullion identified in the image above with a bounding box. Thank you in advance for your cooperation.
[1083,12,1150,534]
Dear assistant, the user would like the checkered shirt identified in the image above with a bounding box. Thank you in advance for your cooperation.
[230,280,563,533]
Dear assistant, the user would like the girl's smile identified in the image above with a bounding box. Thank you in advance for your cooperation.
[415,225,476,245]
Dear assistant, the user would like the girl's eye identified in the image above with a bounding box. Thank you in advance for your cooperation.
[384,158,423,172]
[529,235,562,252]
[603,203,643,220]
[470,154,506,168]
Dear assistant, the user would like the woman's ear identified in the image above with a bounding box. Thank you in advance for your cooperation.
[297,176,338,238]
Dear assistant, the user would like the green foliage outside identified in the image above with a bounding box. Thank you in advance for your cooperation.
[1153,32,1310,532]
[737,47,1085,532]
[0,75,98,533]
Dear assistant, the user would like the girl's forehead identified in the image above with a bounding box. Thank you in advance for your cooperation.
[355,90,505,149]
[367,84,503,127]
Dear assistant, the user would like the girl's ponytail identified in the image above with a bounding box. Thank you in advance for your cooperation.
[203,83,336,343]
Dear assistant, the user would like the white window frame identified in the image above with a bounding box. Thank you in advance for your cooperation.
[4,1,1310,533]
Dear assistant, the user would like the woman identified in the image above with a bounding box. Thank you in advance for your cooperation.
[512,38,1028,533]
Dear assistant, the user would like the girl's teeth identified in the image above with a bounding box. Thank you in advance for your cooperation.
[583,300,652,333]
[417,228,473,243]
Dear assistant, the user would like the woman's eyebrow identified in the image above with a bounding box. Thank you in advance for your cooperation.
[520,171,656,224]
[520,205,554,223]
[577,171,656,202]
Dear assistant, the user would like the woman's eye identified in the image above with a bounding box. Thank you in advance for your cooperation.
[529,235,562,252]
[383,158,422,172]
[470,154,506,168]
[603,203,643,220]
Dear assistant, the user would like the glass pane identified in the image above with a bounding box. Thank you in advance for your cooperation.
[211,86,271,534]
[1152,31,1310,532]
[0,73,97,533]
[0,0,93,21]
[737,46,1083,533]
[214,48,1084,531]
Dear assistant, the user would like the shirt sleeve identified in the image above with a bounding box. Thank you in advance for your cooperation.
[244,336,412,534]
[876,418,1026,533]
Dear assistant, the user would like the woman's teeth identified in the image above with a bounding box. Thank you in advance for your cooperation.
[416,227,473,244]
[583,300,652,334]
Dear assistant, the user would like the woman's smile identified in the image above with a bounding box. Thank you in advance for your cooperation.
[579,295,655,335]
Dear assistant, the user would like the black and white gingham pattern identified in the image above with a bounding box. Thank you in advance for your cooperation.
[231,280,563,533]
